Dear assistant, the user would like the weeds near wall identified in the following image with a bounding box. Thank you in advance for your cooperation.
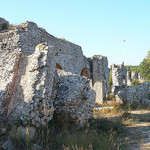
[131,79,141,86]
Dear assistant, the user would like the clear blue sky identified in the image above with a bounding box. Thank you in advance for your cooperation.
[1,0,150,67]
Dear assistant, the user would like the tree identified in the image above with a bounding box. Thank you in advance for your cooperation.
[139,58,150,81]
[145,50,150,61]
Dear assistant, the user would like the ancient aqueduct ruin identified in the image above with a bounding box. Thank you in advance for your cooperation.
[0,17,150,127]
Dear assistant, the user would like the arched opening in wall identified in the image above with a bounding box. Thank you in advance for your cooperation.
[56,63,63,70]
[81,68,89,78]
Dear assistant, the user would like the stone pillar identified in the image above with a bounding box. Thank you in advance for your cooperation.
[111,63,127,94]
[91,55,110,104]
[131,71,138,80]
[127,71,132,85]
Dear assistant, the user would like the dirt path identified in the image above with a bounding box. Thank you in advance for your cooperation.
[94,106,150,150]
[127,110,150,150]
[128,122,150,150]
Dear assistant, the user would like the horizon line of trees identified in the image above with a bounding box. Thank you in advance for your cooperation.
[126,51,150,81]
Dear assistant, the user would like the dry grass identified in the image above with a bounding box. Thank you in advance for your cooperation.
[94,105,125,118]
[93,104,150,149]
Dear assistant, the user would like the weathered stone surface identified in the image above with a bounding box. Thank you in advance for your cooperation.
[115,82,150,105]
[0,21,90,106]
[127,71,144,85]
[1,43,57,126]
[137,72,144,82]
[127,71,132,85]
[0,17,9,31]
[131,71,138,80]
[111,63,127,93]
[0,19,107,127]
[91,55,110,104]
[54,70,96,126]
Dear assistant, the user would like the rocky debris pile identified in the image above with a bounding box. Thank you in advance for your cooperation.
[0,17,9,31]
[115,82,150,105]
[54,70,96,126]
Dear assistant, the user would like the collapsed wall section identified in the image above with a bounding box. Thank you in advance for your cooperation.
[1,43,57,126]
[115,82,150,105]
[14,21,89,75]
[0,31,21,113]
[54,70,96,126]
[0,21,89,103]
[0,20,95,126]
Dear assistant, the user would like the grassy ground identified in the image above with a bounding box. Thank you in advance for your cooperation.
[31,113,129,150]
[0,111,129,150]
[1,103,150,149]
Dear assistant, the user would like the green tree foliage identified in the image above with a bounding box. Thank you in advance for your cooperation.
[139,58,150,81]
[126,66,140,72]
[145,50,150,61]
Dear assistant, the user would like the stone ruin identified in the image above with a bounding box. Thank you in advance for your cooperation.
[115,82,150,105]
[126,71,143,86]
[111,63,150,105]
[111,62,127,94]
[90,55,110,104]
[131,70,138,80]
[127,71,132,85]
[1,17,149,129]
[0,19,110,127]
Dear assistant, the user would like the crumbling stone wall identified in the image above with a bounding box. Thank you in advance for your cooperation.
[90,55,110,104]
[0,21,89,81]
[1,43,57,126]
[0,20,95,126]
[111,63,127,93]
